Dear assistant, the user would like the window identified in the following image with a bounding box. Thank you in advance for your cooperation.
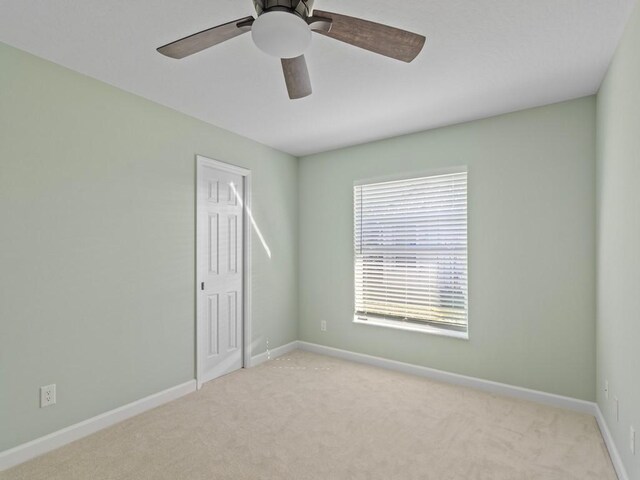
[353,171,468,338]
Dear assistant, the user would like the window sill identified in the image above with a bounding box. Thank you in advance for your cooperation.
[353,315,469,340]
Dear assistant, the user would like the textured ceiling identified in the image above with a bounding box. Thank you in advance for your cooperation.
[0,0,635,156]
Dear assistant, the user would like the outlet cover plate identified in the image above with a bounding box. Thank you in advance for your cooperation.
[40,384,56,408]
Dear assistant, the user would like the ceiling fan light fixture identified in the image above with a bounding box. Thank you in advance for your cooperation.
[251,11,311,58]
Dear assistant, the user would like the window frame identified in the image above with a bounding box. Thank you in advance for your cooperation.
[352,167,469,340]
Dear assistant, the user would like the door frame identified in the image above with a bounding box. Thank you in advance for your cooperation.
[195,155,252,389]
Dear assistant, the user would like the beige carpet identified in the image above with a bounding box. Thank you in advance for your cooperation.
[1,350,616,480]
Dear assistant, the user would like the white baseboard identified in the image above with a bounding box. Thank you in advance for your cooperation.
[297,341,597,415]
[1,339,297,472]
[0,380,197,472]
[595,404,629,480]
[250,340,299,367]
[300,339,629,477]
[3,345,623,477]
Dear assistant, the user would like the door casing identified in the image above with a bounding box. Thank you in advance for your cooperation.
[196,155,252,389]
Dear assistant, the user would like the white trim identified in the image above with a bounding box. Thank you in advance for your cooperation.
[353,165,468,187]
[0,380,196,472]
[242,173,253,371]
[353,315,469,340]
[195,155,250,176]
[250,340,300,367]
[300,341,632,475]
[297,341,596,414]
[2,350,625,478]
[196,155,252,390]
[595,404,629,480]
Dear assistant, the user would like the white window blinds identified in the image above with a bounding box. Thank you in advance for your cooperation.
[354,171,468,331]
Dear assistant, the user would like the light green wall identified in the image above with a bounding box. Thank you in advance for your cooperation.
[0,28,613,456]
[0,42,298,451]
[596,1,640,477]
[298,97,597,401]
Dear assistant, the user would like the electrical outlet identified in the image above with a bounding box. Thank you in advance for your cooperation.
[631,426,636,455]
[604,380,609,399]
[320,320,327,332]
[40,384,56,408]
[614,396,619,422]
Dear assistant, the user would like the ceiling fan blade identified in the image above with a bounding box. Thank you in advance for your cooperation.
[312,10,425,63]
[157,16,254,59]
[281,55,312,100]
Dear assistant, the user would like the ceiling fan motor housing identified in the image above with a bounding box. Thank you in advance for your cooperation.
[253,0,314,18]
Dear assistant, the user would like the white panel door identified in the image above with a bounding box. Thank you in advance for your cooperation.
[198,164,244,384]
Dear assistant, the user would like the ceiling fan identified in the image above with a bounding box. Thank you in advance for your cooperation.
[157,0,426,100]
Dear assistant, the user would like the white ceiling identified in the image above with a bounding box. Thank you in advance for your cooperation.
[0,0,635,156]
